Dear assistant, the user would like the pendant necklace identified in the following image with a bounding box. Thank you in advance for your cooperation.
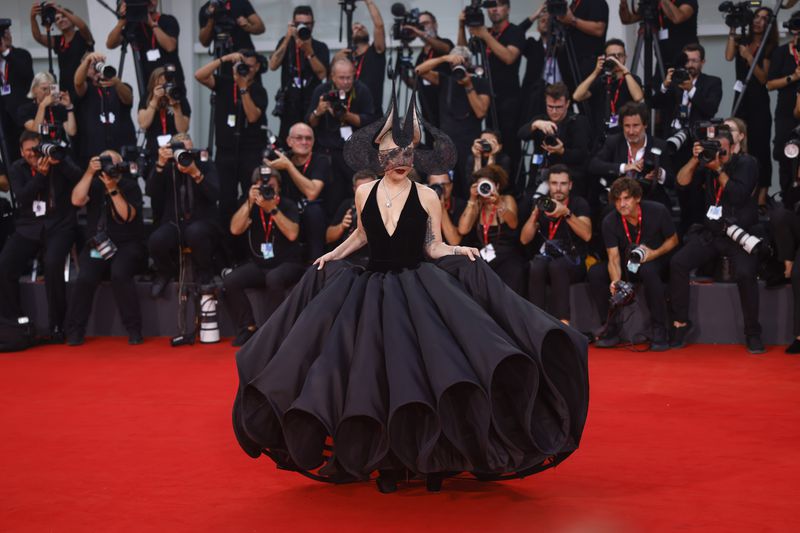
[383,180,410,208]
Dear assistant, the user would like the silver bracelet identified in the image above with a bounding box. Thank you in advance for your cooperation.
[453,246,459,256]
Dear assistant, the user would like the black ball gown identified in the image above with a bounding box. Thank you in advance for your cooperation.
[232,180,590,483]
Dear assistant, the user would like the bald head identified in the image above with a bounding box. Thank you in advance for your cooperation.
[331,58,355,92]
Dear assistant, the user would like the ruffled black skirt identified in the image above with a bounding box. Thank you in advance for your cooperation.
[232,257,589,482]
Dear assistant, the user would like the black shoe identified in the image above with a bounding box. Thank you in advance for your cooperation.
[786,339,800,354]
[426,474,443,493]
[595,326,620,348]
[650,325,670,352]
[746,335,766,355]
[65,330,83,346]
[231,327,256,347]
[670,322,691,349]
[49,326,66,344]
[375,475,398,494]
[150,276,170,299]
[128,331,144,345]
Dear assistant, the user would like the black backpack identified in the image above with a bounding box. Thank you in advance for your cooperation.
[0,317,35,352]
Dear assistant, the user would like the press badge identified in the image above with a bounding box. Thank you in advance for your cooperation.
[261,242,275,260]
[157,134,172,147]
[1,84,10,96]
[292,77,304,89]
[532,153,545,166]
[707,205,723,220]
[100,112,116,124]
[146,49,161,62]
[480,243,496,263]
[227,114,236,127]
[32,200,46,217]
[340,126,353,141]
[90,249,103,259]
[422,78,431,86]
[627,260,640,274]
[606,114,619,128]
[733,80,745,93]
[658,28,669,41]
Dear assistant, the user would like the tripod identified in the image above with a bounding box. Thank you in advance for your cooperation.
[544,18,586,116]
[206,32,234,157]
[468,36,499,131]
[338,0,357,50]
[117,27,147,104]
[629,15,667,131]
[388,43,415,110]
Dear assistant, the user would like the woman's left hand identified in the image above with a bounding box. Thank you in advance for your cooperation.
[455,246,480,261]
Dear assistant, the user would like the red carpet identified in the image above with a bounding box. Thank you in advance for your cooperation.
[1,338,799,532]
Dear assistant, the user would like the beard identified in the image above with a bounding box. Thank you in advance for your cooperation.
[352,33,369,46]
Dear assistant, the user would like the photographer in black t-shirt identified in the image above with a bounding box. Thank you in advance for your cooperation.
[195,48,268,224]
[619,0,698,70]
[64,150,146,346]
[465,129,512,187]
[30,3,94,98]
[0,26,35,164]
[198,0,264,53]
[520,165,592,324]
[267,122,331,261]
[554,0,610,87]
[146,134,221,297]
[670,129,765,354]
[269,6,331,140]
[137,65,191,162]
[587,177,678,351]
[426,171,467,247]
[223,166,304,346]
[327,170,377,268]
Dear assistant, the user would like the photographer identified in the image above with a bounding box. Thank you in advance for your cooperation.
[198,0,264,51]
[458,164,526,295]
[767,10,800,196]
[415,47,491,197]
[266,122,330,261]
[517,82,591,198]
[326,170,376,268]
[769,204,800,354]
[573,39,644,143]
[106,0,185,88]
[30,2,94,97]
[74,52,136,165]
[0,131,82,342]
[587,177,678,350]
[333,0,386,115]
[64,150,146,346]
[466,129,511,183]
[589,102,672,209]
[146,134,221,298]
[619,0,698,71]
[725,6,777,211]
[670,129,764,353]
[458,0,526,172]
[269,5,330,140]
[555,0,610,85]
[195,49,267,224]
[307,57,375,217]
[138,65,191,161]
[520,164,592,324]
[0,23,35,163]
[223,167,304,347]
[19,72,77,141]
[426,171,468,247]
[402,11,454,128]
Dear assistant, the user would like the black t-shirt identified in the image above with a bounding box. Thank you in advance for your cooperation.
[306,81,375,150]
[146,160,221,224]
[587,73,642,135]
[414,39,455,126]
[278,152,331,203]
[53,32,93,96]
[438,73,490,143]
[213,73,268,149]
[602,200,676,253]
[246,198,302,267]
[567,0,609,60]
[76,83,137,161]
[768,43,800,136]
[130,13,185,84]
[277,36,330,98]
[85,176,144,244]
[0,47,35,128]
[353,45,386,115]
[656,0,698,67]
[18,100,69,141]
[535,194,591,256]
[488,22,526,98]
[138,98,192,154]
[198,0,257,51]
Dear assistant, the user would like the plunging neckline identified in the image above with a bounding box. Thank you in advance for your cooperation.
[376,180,415,238]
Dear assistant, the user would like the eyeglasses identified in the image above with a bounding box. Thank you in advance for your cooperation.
[290,135,313,141]
[606,53,626,59]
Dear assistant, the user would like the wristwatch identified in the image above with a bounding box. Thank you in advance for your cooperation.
[564,210,572,219]
[269,208,279,216]
[108,189,119,197]
[787,75,795,85]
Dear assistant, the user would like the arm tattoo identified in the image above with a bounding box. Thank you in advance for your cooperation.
[424,216,435,250]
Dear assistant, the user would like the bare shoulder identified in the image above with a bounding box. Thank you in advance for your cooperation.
[416,182,440,210]
[355,179,379,209]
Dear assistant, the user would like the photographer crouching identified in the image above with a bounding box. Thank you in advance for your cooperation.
[669,129,765,353]
[222,166,304,346]
[587,177,678,351]
[520,164,592,325]
[64,151,146,346]
[146,134,221,298]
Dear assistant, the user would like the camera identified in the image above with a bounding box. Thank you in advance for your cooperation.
[234,61,251,76]
[610,280,636,308]
[667,119,724,153]
[94,61,117,80]
[640,146,662,178]
[0,19,11,33]
[719,1,761,30]
[536,195,557,213]
[666,128,689,153]
[784,125,800,159]
[163,82,184,100]
[33,141,67,160]
[121,0,149,24]
[88,231,118,261]
[478,139,493,153]
[40,2,57,26]
[546,0,568,18]
[629,246,646,265]
[476,178,496,198]
[253,165,277,199]
[698,139,726,164]
[390,3,423,43]
[543,134,560,147]
[259,183,276,201]
[725,221,771,258]
[602,58,618,76]
[784,15,800,32]
[430,183,445,199]
[452,63,483,81]
[170,142,204,167]
[98,155,132,178]
[295,22,312,41]
[464,0,498,28]
[671,67,691,86]
[120,145,147,177]
[323,89,349,116]
[208,0,236,35]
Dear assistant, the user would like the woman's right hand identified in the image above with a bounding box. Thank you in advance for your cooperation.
[468,182,479,201]
[314,251,338,270]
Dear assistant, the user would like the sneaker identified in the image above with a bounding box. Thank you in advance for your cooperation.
[746,335,766,355]
[670,322,691,349]
[231,327,256,347]
[650,325,670,352]
[786,339,800,354]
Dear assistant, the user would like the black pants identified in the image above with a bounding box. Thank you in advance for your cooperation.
[669,233,761,336]
[299,201,326,262]
[0,228,75,329]
[215,146,264,225]
[222,260,305,329]
[770,207,800,336]
[527,255,585,321]
[64,241,146,336]
[318,148,353,219]
[587,256,670,329]
[148,221,219,283]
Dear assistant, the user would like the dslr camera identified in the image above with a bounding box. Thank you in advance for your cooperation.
[207,0,236,36]
[390,3,424,43]
[323,89,349,117]
[536,195,557,213]
[120,0,149,24]
[39,2,57,26]
[254,166,276,200]
[610,280,635,308]
[98,155,133,178]
[161,63,183,100]
[476,178,496,198]
[452,63,484,81]
[784,15,800,32]
[719,1,762,31]
[170,142,205,167]
[33,141,67,161]
[546,0,568,18]
[262,134,291,162]
[464,0,498,28]
[94,61,117,81]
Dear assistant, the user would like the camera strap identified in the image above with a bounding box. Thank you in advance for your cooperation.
[608,78,624,115]
[548,198,569,240]
[713,177,725,206]
[159,108,168,134]
[486,21,510,57]
[98,194,109,233]
[792,43,800,67]
[258,208,275,243]
[621,206,642,246]
[59,35,70,51]
[354,53,366,81]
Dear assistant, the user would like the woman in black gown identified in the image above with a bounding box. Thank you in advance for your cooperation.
[232,85,590,493]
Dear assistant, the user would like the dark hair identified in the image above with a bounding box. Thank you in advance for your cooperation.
[609,177,643,203]
[419,11,437,24]
[682,42,705,60]
[752,8,779,58]
[544,82,570,101]
[548,164,571,180]
[352,169,377,185]
[480,129,503,145]
[618,101,649,126]
[293,5,313,19]
[19,130,40,146]
[605,38,626,51]
[472,164,508,191]
[715,128,734,146]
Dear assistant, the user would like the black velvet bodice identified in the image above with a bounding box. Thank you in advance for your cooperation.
[361,180,428,272]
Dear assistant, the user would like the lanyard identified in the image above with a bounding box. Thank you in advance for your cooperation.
[713,177,724,206]
[621,206,642,245]
[159,108,168,134]
[355,53,367,81]
[609,77,624,115]
[295,42,304,76]
[300,154,312,174]
[547,198,569,240]
[258,208,274,243]
[487,21,509,57]
[141,12,161,50]
[96,86,108,121]
[792,43,800,67]
[59,35,70,51]
[571,0,582,11]
[481,205,498,246]
[233,82,238,105]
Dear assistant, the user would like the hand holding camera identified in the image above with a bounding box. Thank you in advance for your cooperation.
[266,149,291,171]
[541,136,565,156]
[341,208,354,229]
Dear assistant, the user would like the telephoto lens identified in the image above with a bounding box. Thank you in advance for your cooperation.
[629,246,646,264]
[543,134,559,147]
[536,196,556,213]
[296,23,311,40]
[95,61,117,80]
